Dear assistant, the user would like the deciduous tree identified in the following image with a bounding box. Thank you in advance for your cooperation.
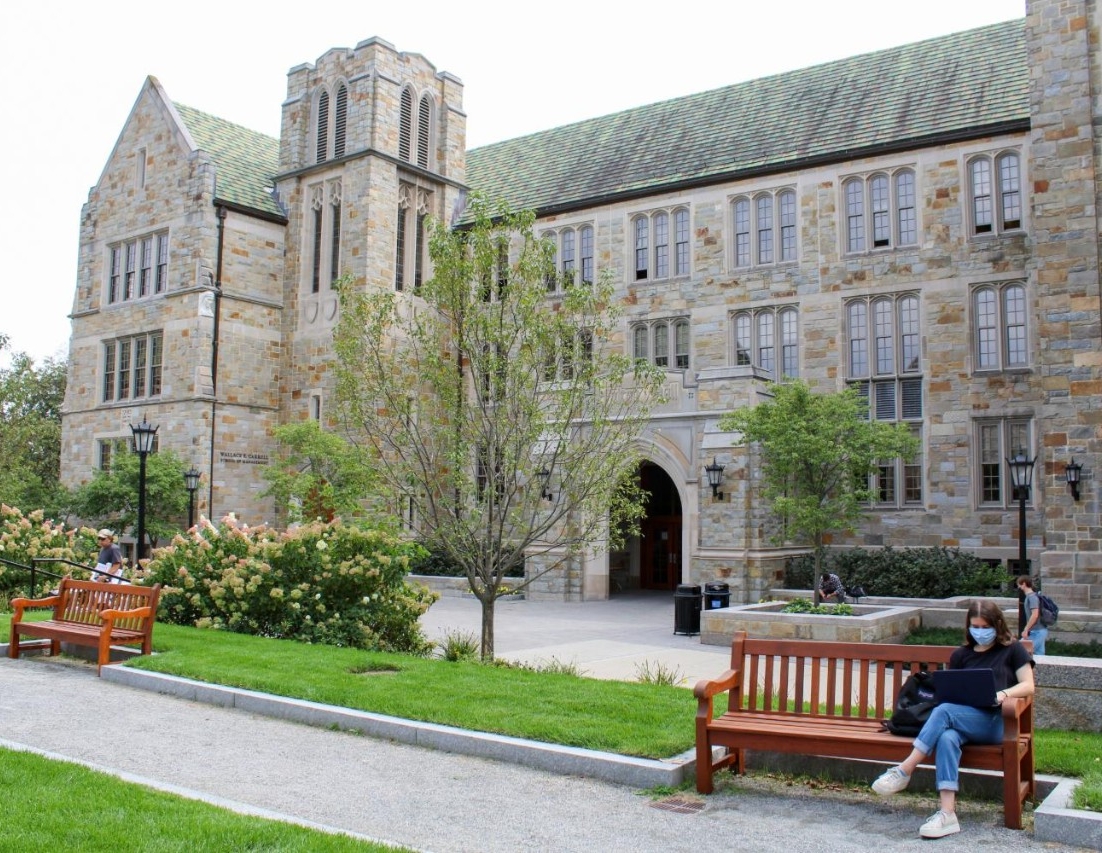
[334,196,665,658]
[69,449,191,556]
[719,380,919,604]
[260,420,378,524]
[0,336,67,516]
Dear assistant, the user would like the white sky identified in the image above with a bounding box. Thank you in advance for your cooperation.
[1,0,1025,366]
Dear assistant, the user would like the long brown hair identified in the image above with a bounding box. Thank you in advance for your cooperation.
[964,599,1014,647]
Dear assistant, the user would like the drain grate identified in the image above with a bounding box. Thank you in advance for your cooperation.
[649,796,705,814]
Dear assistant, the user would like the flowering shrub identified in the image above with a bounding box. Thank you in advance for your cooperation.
[0,504,98,595]
[137,516,437,654]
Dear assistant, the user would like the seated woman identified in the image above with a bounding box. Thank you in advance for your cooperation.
[871,599,1035,839]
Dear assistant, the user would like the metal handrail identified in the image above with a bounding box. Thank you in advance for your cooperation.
[1,557,108,597]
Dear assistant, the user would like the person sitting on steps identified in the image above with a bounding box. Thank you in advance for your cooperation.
[870,599,1035,839]
[818,572,845,603]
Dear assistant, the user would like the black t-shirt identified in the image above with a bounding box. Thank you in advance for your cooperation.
[949,641,1033,692]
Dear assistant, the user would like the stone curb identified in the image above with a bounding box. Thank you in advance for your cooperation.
[99,665,694,789]
[1034,779,1102,849]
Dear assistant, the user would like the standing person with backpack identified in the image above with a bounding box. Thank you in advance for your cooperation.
[1016,575,1052,655]
[871,600,1035,839]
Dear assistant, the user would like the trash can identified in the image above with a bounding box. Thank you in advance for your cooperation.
[674,584,702,635]
[704,581,731,610]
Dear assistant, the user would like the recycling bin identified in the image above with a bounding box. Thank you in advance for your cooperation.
[674,583,702,635]
[704,581,731,610]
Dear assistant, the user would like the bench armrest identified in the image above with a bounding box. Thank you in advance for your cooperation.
[694,669,740,701]
[1000,694,1032,741]
[11,595,60,622]
[694,668,741,724]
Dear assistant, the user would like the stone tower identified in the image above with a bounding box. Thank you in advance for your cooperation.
[1027,0,1102,608]
[274,38,466,428]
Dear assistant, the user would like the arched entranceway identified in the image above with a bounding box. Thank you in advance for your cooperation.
[636,462,683,591]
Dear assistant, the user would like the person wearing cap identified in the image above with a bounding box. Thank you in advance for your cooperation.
[94,529,124,583]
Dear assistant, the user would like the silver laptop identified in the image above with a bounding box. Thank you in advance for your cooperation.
[932,668,999,708]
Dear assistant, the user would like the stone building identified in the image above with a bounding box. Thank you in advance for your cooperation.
[61,0,1102,609]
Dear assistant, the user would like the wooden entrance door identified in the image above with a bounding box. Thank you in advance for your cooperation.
[641,517,681,590]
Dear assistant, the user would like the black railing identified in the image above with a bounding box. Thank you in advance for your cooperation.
[1,557,104,598]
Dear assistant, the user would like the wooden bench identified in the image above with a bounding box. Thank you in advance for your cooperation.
[8,577,161,675]
[694,631,1035,829]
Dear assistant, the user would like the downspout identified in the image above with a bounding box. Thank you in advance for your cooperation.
[208,205,227,517]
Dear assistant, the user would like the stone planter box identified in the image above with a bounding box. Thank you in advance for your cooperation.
[408,574,524,600]
[700,601,922,646]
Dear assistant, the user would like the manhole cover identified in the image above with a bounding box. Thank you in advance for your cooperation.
[649,796,705,814]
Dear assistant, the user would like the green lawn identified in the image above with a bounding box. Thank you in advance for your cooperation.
[0,747,410,852]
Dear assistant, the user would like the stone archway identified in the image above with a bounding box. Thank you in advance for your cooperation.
[609,461,683,593]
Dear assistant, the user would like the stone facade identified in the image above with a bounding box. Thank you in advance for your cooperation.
[60,2,1102,609]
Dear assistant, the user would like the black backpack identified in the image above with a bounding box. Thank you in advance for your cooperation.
[1037,593,1059,627]
[882,670,937,736]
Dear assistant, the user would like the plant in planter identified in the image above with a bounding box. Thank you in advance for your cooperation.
[781,598,854,616]
[719,381,918,605]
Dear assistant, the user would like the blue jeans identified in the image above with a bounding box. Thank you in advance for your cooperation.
[914,703,1003,791]
[1026,626,1047,655]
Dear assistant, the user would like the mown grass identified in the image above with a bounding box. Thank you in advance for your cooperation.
[905,625,1102,658]
[133,623,699,758]
[1075,768,1102,811]
[0,747,411,852]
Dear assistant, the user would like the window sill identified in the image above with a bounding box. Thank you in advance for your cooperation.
[968,230,1026,241]
[730,260,799,272]
[630,274,692,285]
[841,244,919,258]
[972,367,1033,377]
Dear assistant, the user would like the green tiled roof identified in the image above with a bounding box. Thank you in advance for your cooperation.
[174,103,284,220]
[466,20,1028,214]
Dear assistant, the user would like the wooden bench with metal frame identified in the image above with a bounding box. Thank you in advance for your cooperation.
[694,631,1035,829]
[8,577,161,675]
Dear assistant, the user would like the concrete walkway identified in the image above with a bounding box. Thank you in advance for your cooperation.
[0,593,1089,852]
[418,591,731,685]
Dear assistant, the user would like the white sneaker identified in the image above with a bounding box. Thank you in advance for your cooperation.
[871,766,910,795]
[919,810,961,839]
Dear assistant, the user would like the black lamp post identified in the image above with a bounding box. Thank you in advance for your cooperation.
[184,467,201,529]
[131,418,158,561]
[704,457,726,501]
[1006,448,1036,635]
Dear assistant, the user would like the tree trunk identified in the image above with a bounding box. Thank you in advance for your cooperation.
[479,593,496,661]
[812,536,823,606]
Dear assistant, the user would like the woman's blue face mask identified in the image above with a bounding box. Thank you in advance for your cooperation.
[969,626,996,646]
